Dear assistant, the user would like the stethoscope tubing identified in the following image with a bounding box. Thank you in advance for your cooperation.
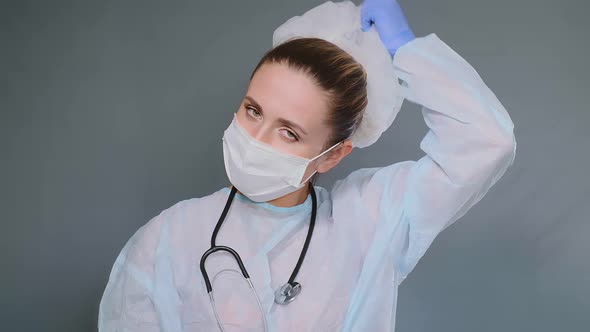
[199,184,317,331]
[200,245,250,293]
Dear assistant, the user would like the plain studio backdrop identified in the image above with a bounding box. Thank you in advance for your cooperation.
[1,0,588,331]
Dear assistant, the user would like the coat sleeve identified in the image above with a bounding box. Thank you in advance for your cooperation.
[391,33,517,281]
[331,33,517,284]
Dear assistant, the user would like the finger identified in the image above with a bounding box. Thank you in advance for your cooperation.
[361,14,373,31]
[360,4,373,31]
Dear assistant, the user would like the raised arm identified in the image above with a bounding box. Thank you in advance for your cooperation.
[392,33,516,279]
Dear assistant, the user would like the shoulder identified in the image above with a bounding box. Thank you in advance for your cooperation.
[122,187,230,263]
[327,162,417,237]
[157,187,230,224]
[330,162,414,204]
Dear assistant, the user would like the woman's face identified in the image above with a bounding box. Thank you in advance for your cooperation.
[235,62,352,179]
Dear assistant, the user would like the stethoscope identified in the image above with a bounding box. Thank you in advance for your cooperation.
[199,183,317,331]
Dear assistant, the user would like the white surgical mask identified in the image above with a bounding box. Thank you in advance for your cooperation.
[222,114,342,202]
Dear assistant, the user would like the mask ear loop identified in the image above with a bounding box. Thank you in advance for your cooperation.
[300,141,345,184]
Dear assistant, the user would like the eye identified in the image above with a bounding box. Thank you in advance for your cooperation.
[245,105,262,120]
[280,128,299,142]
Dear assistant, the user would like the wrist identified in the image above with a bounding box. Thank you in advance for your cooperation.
[388,29,416,56]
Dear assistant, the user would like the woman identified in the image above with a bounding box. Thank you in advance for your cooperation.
[99,0,516,331]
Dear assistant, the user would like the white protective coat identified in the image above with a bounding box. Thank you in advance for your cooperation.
[99,33,517,331]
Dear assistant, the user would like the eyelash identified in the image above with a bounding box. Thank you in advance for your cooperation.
[245,104,299,142]
[245,105,262,119]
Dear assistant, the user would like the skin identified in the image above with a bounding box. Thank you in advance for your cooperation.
[232,61,354,207]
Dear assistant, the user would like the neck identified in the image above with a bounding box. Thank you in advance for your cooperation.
[232,184,311,208]
[268,184,311,207]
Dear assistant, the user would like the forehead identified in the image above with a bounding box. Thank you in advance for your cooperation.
[246,62,330,129]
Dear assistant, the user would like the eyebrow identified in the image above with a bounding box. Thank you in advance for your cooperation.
[244,95,308,136]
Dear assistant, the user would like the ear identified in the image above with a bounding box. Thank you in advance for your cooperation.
[316,140,354,174]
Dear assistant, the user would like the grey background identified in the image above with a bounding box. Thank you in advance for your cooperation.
[2,0,588,331]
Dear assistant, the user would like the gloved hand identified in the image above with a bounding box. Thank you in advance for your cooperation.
[361,0,416,56]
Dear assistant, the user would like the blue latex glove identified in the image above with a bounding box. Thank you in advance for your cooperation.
[361,0,416,56]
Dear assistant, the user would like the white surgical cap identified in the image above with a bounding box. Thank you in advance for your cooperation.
[272,0,404,148]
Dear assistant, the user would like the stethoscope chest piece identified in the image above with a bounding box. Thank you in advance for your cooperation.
[274,282,301,305]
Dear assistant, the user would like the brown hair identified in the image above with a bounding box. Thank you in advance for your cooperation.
[249,37,368,149]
